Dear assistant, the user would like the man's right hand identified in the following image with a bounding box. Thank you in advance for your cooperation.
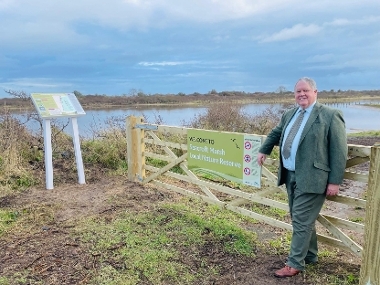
[257,153,266,166]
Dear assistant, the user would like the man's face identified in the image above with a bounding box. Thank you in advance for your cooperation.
[294,80,317,109]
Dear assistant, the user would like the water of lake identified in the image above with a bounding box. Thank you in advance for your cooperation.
[9,101,380,138]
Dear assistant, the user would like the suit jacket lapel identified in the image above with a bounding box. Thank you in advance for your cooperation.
[281,108,298,143]
[299,102,322,144]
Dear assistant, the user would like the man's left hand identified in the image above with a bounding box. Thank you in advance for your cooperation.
[326,184,340,196]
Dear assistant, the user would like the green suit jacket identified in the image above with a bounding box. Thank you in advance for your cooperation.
[259,102,348,194]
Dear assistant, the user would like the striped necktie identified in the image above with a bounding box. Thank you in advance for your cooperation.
[282,109,306,159]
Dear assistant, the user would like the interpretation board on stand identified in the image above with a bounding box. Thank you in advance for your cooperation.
[31,93,86,190]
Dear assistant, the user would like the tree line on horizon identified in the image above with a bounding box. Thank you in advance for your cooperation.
[1,88,380,109]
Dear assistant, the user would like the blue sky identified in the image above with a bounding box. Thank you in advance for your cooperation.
[1,0,379,98]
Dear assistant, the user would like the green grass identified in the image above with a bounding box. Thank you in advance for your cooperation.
[349,217,364,223]
[264,232,292,255]
[77,199,257,285]
[146,157,183,174]
[306,261,360,285]
[0,187,362,285]
[347,130,380,137]
[250,202,288,220]
[0,273,37,285]
[0,209,19,236]
[362,103,380,109]
[318,249,337,259]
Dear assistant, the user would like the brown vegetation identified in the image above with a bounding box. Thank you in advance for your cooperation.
[1,94,380,284]
[2,89,380,110]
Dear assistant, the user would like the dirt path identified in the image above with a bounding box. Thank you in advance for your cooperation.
[0,176,363,285]
[1,136,376,284]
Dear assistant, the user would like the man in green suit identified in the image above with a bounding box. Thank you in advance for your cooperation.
[257,77,347,278]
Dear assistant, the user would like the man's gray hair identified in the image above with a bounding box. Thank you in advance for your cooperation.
[295,77,317,91]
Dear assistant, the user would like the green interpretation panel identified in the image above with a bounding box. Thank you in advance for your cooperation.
[31,93,86,119]
[187,129,263,188]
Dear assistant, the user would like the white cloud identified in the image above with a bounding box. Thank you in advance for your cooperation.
[1,0,378,49]
[0,78,73,90]
[326,16,380,27]
[159,0,290,22]
[0,0,308,34]
[0,0,15,10]
[256,14,380,44]
[260,24,322,43]
[305,54,335,63]
[212,35,231,43]
[0,21,88,49]
[327,19,352,27]
[175,71,212,78]
[304,56,380,71]
[0,55,16,66]
[138,61,199,66]
[0,0,379,95]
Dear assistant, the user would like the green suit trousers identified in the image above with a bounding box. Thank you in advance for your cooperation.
[285,171,326,271]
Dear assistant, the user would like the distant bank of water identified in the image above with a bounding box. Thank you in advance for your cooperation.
[9,101,380,138]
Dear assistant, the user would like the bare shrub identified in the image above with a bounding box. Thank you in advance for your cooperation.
[0,112,39,193]
[185,102,285,135]
[248,106,285,135]
[81,116,128,171]
[186,102,250,133]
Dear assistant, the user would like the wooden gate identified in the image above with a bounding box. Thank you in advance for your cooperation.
[126,116,380,285]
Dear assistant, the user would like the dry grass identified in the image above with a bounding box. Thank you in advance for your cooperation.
[0,112,39,195]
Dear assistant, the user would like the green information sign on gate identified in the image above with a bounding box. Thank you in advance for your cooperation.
[187,129,263,188]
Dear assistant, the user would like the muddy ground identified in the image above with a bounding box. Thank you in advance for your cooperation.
[0,137,377,285]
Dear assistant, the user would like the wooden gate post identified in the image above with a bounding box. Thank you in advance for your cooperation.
[126,116,145,182]
[360,143,380,285]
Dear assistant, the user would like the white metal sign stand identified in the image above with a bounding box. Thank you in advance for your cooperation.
[31,93,86,189]
[71,117,85,184]
[43,119,54,189]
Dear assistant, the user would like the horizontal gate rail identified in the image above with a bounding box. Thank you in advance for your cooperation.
[126,116,380,283]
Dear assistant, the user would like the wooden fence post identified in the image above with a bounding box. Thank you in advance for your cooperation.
[359,143,380,285]
[126,116,145,182]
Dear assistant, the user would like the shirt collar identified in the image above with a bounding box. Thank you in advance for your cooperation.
[298,101,316,113]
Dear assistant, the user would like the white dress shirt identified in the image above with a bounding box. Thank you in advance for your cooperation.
[282,102,316,171]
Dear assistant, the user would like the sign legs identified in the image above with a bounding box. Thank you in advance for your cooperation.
[71,117,86,184]
[43,119,54,189]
